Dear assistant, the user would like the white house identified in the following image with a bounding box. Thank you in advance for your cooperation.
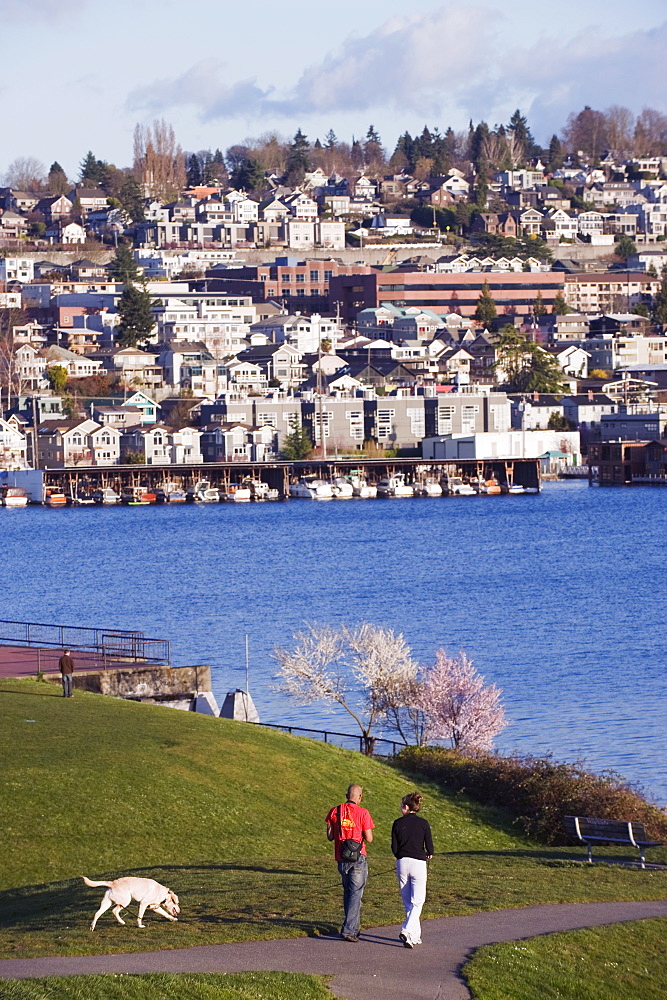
[89,424,122,466]
[0,418,27,468]
[0,257,34,283]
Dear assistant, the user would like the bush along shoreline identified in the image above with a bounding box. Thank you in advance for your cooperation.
[394,746,667,845]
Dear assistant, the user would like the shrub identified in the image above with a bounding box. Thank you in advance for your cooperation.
[394,745,667,845]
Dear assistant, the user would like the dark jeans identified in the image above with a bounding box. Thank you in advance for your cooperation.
[337,855,368,938]
[61,673,73,697]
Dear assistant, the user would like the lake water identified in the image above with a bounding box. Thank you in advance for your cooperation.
[2,480,666,804]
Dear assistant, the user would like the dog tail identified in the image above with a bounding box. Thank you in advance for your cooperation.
[81,876,113,888]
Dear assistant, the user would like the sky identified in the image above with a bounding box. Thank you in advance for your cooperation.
[1,0,666,181]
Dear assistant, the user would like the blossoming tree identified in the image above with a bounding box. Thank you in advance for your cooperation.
[418,649,508,751]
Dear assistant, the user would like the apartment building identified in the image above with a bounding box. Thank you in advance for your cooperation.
[330,270,566,322]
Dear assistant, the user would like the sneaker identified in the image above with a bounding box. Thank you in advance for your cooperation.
[403,939,414,949]
[399,932,407,943]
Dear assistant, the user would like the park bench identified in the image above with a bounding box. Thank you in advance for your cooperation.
[564,815,663,869]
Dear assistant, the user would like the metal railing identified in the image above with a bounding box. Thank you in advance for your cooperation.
[0,618,170,668]
[251,721,401,756]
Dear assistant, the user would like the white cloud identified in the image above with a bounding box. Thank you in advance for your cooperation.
[125,6,667,142]
[127,6,500,120]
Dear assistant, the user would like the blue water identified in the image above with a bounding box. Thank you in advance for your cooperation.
[2,481,666,804]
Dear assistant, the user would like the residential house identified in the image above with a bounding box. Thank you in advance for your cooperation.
[41,345,103,379]
[200,422,275,462]
[120,424,173,464]
[69,188,109,215]
[0,257,34,283]
[88,424,122,465]
[38,418,100,467]
[0,418,27,468]
[234,343,305,389]
[123,390,158,424]
[45,221,86,244]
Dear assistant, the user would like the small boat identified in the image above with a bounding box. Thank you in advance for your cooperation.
[71,493,96,505]
[507,484,525,495]
[155,484,187,503]
[44,490,67,507]
[93,487,120,505]
[186,480,220,502]
[480,478,502,495]
[220,483,253,502]
[445,476,476,496]
[416,478,443,497]
[120,487,152,506]
[330,477,354,499]
[246,479,280,501]
[1,486,28,507]
[377,474,414,498]
[289,476,334,499]
[348,474,377,499]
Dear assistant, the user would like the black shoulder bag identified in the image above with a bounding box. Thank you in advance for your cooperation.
[338,804,363,862]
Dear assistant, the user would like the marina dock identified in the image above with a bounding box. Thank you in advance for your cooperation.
[6,456,541,503]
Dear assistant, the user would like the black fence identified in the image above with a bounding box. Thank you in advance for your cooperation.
[252,721,401,756]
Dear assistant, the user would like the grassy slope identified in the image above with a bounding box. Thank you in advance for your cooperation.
[0,972,331,1000]
[1,678,665,960]
[464,918,667,1000]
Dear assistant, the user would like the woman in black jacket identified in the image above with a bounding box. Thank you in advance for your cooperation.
[391,791,434,948]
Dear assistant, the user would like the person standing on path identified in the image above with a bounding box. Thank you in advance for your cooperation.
[58,649,75,698]
[325,784,375,942]
[391,792,433,948]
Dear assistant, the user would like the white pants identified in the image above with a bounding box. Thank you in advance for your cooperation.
[396,857,427,945]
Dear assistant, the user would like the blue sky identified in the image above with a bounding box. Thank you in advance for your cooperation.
[1,0,665,179]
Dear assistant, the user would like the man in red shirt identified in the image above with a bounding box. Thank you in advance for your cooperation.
[325,783,375,942]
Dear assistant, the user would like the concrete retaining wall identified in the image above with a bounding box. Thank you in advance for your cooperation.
[50,663,211,706]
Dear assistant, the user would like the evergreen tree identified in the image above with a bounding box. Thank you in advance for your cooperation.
[186,153,202,187]
[552,291,570,315]
[285,128,311,185]
[210,149,226,184]
[364,124,384,165]
[117,281,155,348]
[615,234,637,261]
[547,135,564,172]
[652,266,667,329]
[231,157,265,192]
[507,109,537,162]
[351,138,364,170]
[118,175,145,221]
[200,150,215,185]
[324,129,338,150]
[108,243,139,284]
[281,414,312,460]
[79,151,108,186]
[475,282,497,326]
[391,131,415,172]
[494,326,566,393]
[47,161,69,196]
[532,290,547,322]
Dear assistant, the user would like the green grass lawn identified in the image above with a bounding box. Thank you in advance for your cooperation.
[0,972,331,1000]
[1,678,665,961]
[464,917,667,1000]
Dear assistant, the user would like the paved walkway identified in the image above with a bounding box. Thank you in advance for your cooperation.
[1,900,665,999]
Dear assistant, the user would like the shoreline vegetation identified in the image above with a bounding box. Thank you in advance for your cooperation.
[394,745,667,846]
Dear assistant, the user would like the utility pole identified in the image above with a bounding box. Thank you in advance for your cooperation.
[317,335,326,459]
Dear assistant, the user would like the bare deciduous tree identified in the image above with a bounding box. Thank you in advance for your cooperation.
[3,157,46,191]
[418,649,508,751]
[133,119,186,202]
[273,622,422,752]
